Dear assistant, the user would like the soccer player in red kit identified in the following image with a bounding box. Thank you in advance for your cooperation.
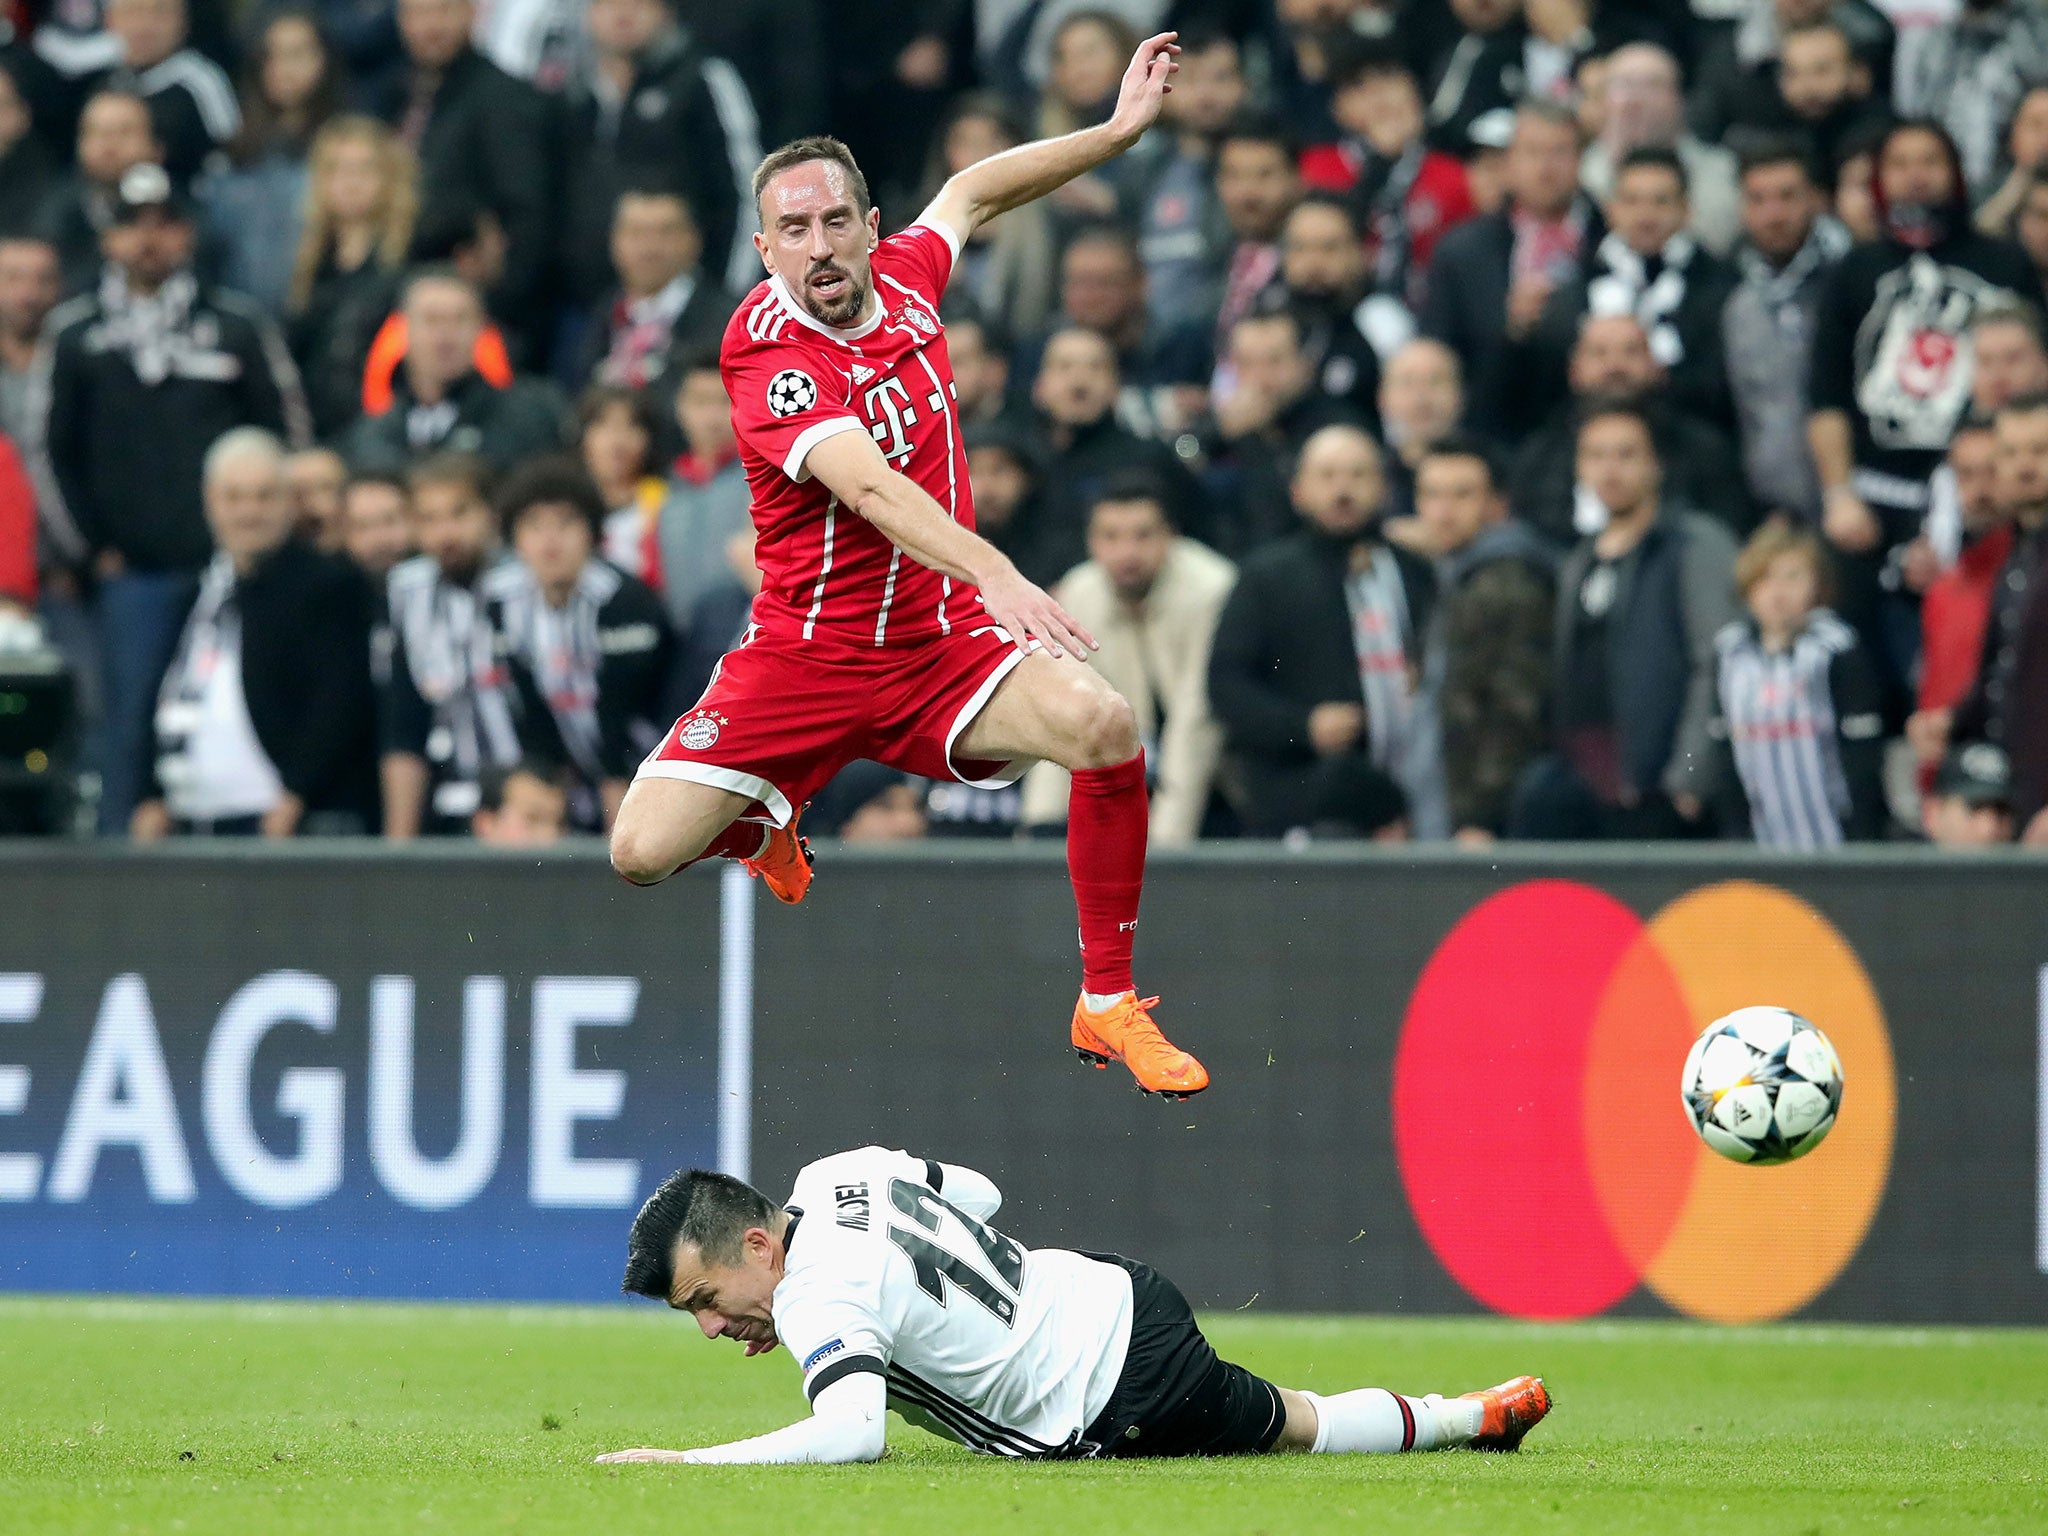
[609,33,1208,1099]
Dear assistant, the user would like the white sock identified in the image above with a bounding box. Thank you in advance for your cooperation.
[1081,990,1132,1012]
[1304,1389,1481,1453]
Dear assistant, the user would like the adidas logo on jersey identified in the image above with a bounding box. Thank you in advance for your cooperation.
[850,363,876,384]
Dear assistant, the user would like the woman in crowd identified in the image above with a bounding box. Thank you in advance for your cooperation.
[579,384,667,587]
[285,115,418,438]
[200,8,346,314]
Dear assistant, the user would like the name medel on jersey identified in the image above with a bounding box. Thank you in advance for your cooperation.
[772,1147,1133,1458]
[722,225,978,648]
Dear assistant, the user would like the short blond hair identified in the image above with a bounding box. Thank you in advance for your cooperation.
[1735,518,1833,603]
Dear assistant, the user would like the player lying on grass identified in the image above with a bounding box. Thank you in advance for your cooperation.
[608,32,1208,1101]
[597,1147,1551,1464]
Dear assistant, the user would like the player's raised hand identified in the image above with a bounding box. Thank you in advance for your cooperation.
[1107,32,1181,143]
[977,565,1098,660]
[595,1447,698,1464]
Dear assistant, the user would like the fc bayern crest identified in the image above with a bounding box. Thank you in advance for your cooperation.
[678,714,722,750]
[901,304,938,337]
[766,369,818,417]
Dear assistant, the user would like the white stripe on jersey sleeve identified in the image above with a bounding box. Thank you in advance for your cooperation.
[907,217,964,264]
[784,416,868,482]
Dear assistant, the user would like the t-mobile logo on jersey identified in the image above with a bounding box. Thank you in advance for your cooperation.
[863,376,918,465]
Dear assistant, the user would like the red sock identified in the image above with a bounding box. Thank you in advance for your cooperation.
[690,821,766,867]
[1068,753,1148,996]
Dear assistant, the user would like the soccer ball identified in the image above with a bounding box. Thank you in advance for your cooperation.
[1680,1007,1843,1165]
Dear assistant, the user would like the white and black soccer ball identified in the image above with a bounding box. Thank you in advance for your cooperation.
[1681,1007,1844,1165]
[765,368,817,417]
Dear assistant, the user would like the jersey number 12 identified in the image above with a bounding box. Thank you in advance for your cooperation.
[886,1178,1024,1327]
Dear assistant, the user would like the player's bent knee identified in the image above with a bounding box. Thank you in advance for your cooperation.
[610,818,680,886]
[1073,684,1140,768]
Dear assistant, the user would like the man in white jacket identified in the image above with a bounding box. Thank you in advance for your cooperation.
[597,1146,1551,1465]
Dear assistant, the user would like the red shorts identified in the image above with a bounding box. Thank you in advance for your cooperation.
[635,620,1032,826]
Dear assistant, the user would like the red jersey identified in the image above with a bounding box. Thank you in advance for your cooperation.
[722,222,976,648]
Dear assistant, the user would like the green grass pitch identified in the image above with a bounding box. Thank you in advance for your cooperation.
[4,1297,2043,1535]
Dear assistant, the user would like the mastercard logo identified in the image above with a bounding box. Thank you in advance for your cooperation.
[1393,880,1896,1324]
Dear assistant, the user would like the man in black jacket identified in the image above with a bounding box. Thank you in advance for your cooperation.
[378,0,556,359]
[563,0,761,309]
[33,86,161,293]
[131,428,376,839]
[344,268,569,474]
[1419,100,1595,446]
[1208,422,1436,838]
[31,163,309,835]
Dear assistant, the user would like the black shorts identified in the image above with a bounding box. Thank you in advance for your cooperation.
[1078,1253,1286,1459]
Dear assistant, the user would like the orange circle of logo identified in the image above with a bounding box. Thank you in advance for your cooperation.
[1393,879,1896,1323]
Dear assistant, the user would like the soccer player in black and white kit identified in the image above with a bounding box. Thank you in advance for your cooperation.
[597,1147,1550,1464]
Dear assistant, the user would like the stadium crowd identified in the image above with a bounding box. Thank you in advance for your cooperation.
[0,0,2045,849]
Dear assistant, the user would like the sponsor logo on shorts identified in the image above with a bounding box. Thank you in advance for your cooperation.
[801,1339,845,1372]
[766,368,818,417]
[677,712,725,751]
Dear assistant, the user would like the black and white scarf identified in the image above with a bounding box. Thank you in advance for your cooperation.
[94,268,215,386]
[484,558,624,787]
[1586,232,1697,368]
[1736,217,1851,314]
[389,556,523,792]
[155,553,239,755]
[1343,548,1415,772]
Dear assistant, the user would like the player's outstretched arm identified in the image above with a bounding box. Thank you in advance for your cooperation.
[595,1371,887,1466]
[919,32,1179,240]
[805,431,1097,658]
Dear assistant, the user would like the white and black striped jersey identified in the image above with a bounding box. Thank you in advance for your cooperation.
[773,1147,1133,1459]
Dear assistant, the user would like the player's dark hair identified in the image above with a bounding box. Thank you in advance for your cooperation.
[752,135,870,216]
[622,1169,778,1301]
[494,455,608,541]
[1217,109,1298,163]
[1089,469,1174,524]
[1419,431,1505,491]
[1616,144,1689,198]
[407,450,492,502]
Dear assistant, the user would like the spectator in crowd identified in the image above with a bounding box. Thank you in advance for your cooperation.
[340,469,414,583]
[579,383,665,581]
[1734,22,1891,183]
[285,116,418,439]
[941,305,1015,429]
[653,352,750,656]
[1030,222,1209,442]
[486,456,672,831]
[1209,423,1437,840]
[1457,104,1516,217]
[2012,175,2048,303]
[1301,41,1473,311]
[1691,0,1897,146]
[1277,193,1393,425]
[1508,398,1739,839]
[1512,314,1752,545]
[1724,140,1850,525]
[563,0,760,309]
[1832,134,1881,244]
[0,59,60,238]
[809,762,929,843]
[1807,119,2042,702]
[377,450,510,837]
[1914,422,2010,752]
[670,0,823,150]
[1376,336,1463,527]
[574,189,735,430]
[1583,44,1740,257]
[130,427,376,840]
[1973,85,2048,240]
[93,0,238,186]
[921,95,1058,347]
[1420,0,1540,155]
[1709,520,1886,847]
[1898,0,2048,201]
[1031,325,1208,578]
[0,238,59,446]
[199,7,344,316]
[470,757,569,846]
[35,163,309,835]
[377,0,554,357]
[1967,301,2048,415]
[1411,433,1555,842]
[1211,113,1302,351]
[1420,99,1591,446]
[1921,742,2016,846]
[36,87,162,292]
[1925,393,2048,843]
[1020,473,1237,846]
[1205,305,1366,553]
[284,445,348,551]
[343,267,568,473]
[964,417,1059,596]
[1536,145,1739,432]
[1121,27,1241,334]
[1037,9,1135,147]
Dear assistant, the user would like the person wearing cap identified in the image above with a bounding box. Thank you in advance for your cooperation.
[1923,743,2017,846]
[30,159,311,835]
[32,86,162,294]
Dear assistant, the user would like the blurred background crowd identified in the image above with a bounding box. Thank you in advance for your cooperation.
[1,0,2045,850]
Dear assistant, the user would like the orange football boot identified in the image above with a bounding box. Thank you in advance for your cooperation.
[741,807,814,905]
[1460,1375,1552,1451]
[1071,992,1210,1100]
